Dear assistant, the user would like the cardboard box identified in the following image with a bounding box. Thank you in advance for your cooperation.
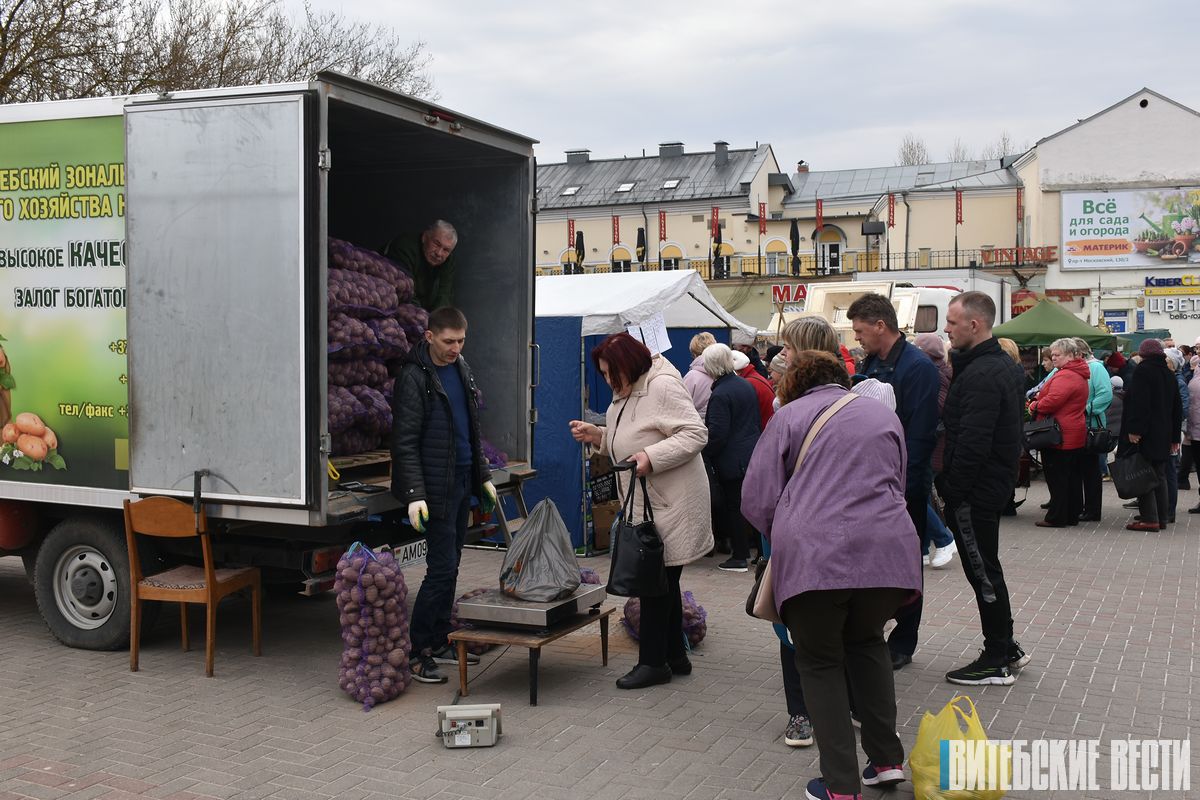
[591,500,621,551]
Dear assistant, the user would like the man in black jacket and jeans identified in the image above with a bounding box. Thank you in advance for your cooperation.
[939,291,1029,686]
[391,307,497,683]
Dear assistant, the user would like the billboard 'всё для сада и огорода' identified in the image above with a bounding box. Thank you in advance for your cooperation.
[1062,188,1200,270]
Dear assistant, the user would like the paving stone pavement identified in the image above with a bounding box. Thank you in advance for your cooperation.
[1,479,1197,800]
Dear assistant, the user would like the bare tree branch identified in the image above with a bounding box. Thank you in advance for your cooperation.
[946,137,973,162]
[896,133,930,166]
[0,0,436,103]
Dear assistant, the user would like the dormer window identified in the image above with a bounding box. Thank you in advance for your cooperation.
[616,182,636,193]
[561,185,581,196]
[661,179,681,189]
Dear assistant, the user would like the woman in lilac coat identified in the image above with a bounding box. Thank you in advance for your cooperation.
[743,350,922,800]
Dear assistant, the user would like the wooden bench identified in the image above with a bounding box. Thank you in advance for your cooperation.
[447,607,614,706]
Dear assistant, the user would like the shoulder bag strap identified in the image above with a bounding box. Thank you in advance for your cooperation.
[792,392,858,477]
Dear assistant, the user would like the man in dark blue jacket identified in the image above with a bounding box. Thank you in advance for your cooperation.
[848,293,939,669]
[391,307,497,684]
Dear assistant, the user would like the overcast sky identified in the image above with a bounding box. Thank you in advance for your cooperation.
[298,0,1198,172]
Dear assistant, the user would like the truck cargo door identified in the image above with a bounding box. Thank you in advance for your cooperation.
[124,93,314,506]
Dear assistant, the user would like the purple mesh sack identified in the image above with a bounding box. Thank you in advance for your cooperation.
[335,543,412,710]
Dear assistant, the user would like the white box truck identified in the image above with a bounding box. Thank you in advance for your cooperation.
[764,280,959,345]
[0,72,536,650]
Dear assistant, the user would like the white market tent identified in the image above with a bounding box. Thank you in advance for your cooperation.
[535,269,757,342]
[526,269,757,551]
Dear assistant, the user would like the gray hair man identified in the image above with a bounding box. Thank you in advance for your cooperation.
[381,220,460,311]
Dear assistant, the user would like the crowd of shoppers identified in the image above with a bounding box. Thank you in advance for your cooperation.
[563,292,1198,800]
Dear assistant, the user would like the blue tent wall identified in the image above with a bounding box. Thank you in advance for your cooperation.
[523,315,586,545]
[583,327,731,413]
[524,320,733,550]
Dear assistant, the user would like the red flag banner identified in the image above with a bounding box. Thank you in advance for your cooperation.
[888,193,895,228]
[816,199,824,231]
[612,215,620,245]
[1016,187,1024,222]
[758,202,767,235]
[711,206,720,239]
[955,190,963,225]
[659,210,667,241]
[567,218,575,248]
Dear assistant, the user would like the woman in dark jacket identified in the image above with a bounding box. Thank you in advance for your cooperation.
[1028,337,1090,527]
[1118,339,1182,531]
[702,343,761,572]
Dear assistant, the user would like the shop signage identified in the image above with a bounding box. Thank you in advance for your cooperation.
[1144,296,1200,319]
[567,218,574,247]
[888,193,895,228]
[759,202,767,235]
[980,246,1058,265]
[1102,310,1127,333]
[1061,188,1200,270]
[771,284,807,305]
[611,214,620,245]
[1143,274,1200,295]
[658,210,667,241]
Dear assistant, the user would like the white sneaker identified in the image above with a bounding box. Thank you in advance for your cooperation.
[930,541,957,569]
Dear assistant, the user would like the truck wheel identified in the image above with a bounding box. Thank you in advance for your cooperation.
[33,517,159,650]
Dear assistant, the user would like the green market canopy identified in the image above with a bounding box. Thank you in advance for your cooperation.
[991,299,1117,350]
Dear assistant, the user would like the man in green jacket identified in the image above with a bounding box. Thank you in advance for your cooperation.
[381,220,458,311]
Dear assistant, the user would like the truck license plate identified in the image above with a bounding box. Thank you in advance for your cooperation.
[396,539,427,569]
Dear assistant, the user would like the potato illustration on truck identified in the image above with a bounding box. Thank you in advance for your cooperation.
[1,411,67,471]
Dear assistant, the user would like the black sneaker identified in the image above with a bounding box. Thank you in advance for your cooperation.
[718,558,749,572]
[410,652,448,684]
[862,762,905,787]
[431,645,480,666]
[784,714,813,747]
[946,651,1015,686]
[1008,644,1031,670]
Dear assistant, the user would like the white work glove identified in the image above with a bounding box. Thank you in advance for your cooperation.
[481,481,498,514]
[407,500,429,533]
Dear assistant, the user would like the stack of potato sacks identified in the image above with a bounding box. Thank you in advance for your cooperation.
[327,238,429,456]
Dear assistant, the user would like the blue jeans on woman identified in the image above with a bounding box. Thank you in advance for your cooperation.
[922,501,954,556]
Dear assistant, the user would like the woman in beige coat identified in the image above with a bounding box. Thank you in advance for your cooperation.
[570,332,711,689]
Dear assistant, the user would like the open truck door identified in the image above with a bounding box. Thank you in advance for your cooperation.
[124,93,319,507]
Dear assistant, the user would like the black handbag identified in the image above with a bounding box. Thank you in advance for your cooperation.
[1109,452,1160,499]
[1084,399,1117,454]
[1085,426,1116,454]
[1022,417,1062,451]
[606,471,668,598]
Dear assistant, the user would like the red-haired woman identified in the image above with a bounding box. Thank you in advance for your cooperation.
[569,333,712,690]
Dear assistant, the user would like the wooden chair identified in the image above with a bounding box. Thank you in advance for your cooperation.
[123,496,262,676]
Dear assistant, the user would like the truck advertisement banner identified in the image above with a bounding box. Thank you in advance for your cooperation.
[1061,188,1200,270]
[0,115,128,491]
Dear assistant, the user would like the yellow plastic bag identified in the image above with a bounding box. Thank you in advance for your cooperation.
[909,695,1008,800]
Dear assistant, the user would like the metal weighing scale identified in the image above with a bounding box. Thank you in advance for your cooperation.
[456,584,607,630]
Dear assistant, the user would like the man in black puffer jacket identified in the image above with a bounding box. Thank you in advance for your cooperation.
[938,291,1028,687]
[391,307,496,684]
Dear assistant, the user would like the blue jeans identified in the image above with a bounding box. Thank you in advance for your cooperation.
[922,501,954,555]
[409,467,472,655]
